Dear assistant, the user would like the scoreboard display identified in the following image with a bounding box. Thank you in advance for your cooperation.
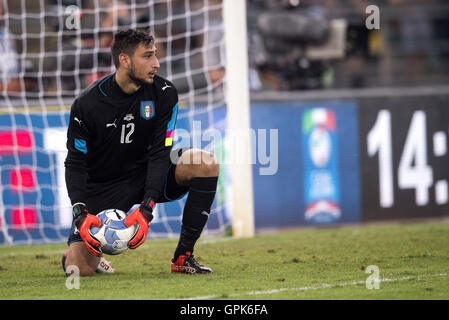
[359,96,449,221]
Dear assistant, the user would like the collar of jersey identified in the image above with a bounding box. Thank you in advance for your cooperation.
[99,73,144,99]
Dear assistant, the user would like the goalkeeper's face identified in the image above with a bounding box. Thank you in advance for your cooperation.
[128,43,160,85]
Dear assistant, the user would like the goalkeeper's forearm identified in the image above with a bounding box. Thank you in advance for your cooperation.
[65,166,88,205]
[144,149,172,201]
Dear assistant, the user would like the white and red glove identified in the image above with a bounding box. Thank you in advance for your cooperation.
[125,198,155,249]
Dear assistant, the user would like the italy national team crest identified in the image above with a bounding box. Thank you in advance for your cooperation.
[140,101,155,120]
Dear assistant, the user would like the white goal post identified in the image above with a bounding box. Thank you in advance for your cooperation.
[223,0,255,238]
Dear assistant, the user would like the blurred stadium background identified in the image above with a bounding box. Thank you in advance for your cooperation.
[1,0,449,245]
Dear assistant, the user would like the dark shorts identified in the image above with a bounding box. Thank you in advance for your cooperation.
[67,148,189,245]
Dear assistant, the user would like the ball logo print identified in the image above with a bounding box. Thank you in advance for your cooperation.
[103,218,112,226]
[88,209,138,255]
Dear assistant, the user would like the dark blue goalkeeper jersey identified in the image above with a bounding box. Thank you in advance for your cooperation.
[64,73,179,208]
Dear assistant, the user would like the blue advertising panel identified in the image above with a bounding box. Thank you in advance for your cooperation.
[251,101,361,229]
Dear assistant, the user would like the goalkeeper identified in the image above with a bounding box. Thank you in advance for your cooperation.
[62,29,219,276]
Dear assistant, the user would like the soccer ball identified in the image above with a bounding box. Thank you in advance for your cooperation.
[89,209,137,255]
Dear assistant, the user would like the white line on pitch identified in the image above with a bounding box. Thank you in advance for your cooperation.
[173,272,449,300]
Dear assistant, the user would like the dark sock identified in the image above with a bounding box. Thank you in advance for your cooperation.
[173,176,218,261]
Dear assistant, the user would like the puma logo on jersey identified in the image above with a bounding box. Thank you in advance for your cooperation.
[106,119,117,128]
[201,211,210,217]
[124,114,134,121]
[74,117,82,125]
[162,82,171,91]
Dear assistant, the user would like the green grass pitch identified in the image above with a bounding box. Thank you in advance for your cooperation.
[0,221,448,300]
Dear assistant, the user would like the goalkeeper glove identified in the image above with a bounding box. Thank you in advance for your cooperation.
[124,197,155,249]
[72,203,102,257]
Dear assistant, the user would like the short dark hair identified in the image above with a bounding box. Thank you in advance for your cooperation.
[111,29,155,68]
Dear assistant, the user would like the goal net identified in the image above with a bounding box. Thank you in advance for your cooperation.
[0,0,234,245]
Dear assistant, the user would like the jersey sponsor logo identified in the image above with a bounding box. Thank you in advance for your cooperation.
[124,114,134,121]
[140,101,155,120]
[106,119,117,128]
[162,82,171,91]
[73,117,82,126]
